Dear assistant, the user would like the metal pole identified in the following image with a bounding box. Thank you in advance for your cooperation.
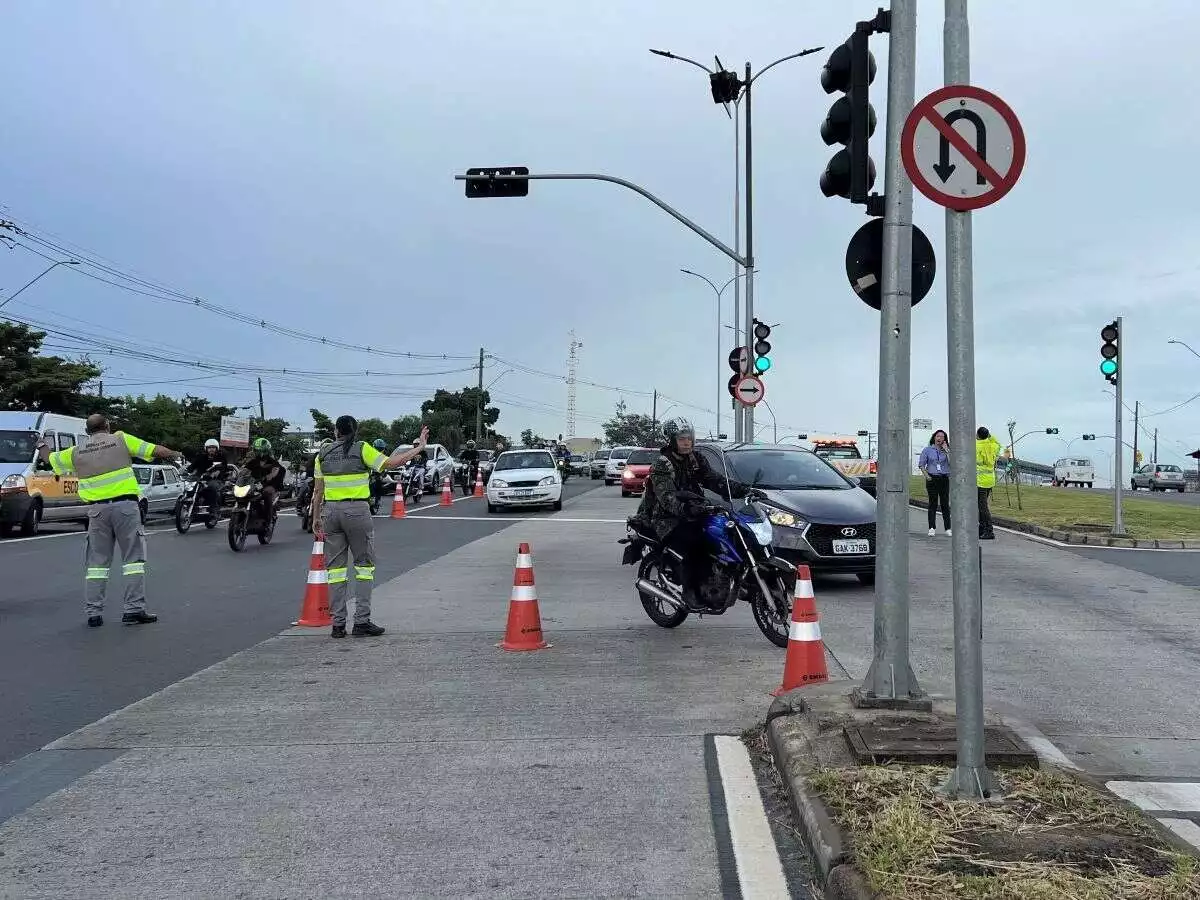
[942,0,994,800]
[1132,401,1139,473]
[475,347,485,441]
[257,377,266,420]
[857,0,925,709]
[732,99,743,442]
[1154,428,1158,465]
[742,62,756,443]
[1113,315,1126,535]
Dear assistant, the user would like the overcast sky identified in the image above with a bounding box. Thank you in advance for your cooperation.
[2,0,1197,473]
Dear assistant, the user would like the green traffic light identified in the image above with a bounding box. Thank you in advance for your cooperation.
[756,357,772,373]
[1100,359,1117,376]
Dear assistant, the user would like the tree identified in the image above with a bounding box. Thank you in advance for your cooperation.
[355,417,389,447]
[520,429,544,448]
[602,399,662,447]
[388,415,423,448]
[110,394,237,453]
[250,417,304,465]
[421,386,500,442]
[0,322,103,414]
[310,409,335,441]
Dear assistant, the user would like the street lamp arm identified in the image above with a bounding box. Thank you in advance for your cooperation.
[648,49,714,74]
[746,46,825,87]
[1168,338,1200,361]
[719,270,753,294]
[680,268,720,296]
[0,259,80,310]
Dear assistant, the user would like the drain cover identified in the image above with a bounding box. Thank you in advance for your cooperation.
[843,721,1037,766]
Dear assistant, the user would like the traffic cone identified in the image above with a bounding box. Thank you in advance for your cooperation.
[473,469,484,497]
[772,565,829,695]
[390,486,406,519]
[293,533,332,627]
[440,476,452,506]
[498,542,550,651]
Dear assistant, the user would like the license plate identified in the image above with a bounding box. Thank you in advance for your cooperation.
[832,539,870,554]
[510,489,533,497]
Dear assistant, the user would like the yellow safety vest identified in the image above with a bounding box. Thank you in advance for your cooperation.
[976,438,1001,488]
[316,439,386,501]
[49,431,157,501]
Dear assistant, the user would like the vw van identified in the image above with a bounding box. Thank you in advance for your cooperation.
[0,411,91,536]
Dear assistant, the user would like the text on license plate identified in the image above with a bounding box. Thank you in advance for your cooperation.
[510,489,533,497]
[832,539,870,554]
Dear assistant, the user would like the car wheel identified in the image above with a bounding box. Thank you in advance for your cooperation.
[0,523,12,538]
[19,501,42,537]
[857,572,876,586]
[1179,488,1186,494]
[1130,482,1137,491]
[138,499,148,524]
[552,499,563,511]
[487,503,498,513]
[621,490,630,497]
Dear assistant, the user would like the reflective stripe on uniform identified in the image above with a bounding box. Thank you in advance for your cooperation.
[85,567,109,580]
[78,467,140,502]
[355,566,375,581]
[122,561,145,576]
[328,567,349,584]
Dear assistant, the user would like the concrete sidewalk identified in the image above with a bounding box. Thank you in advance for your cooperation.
[0,491,800,899]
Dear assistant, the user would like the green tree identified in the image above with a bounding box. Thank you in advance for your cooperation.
[0,322,103,414]
[602,400,662,447]
[424,408,464,451]
[520,428,544,448]
[388,415,423,448]
[111,394,236,453]
[310,408,335,441]
[421,386,500,442]
[356,417,389,446]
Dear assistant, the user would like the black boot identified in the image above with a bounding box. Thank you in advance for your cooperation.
[352,621,385,637]
[122,611,158,625]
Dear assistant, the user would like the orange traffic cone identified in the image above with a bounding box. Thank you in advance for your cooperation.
[473,469,484,497]
[440,476,452,507]
[498,542,550,651]
[772,565,828,695]
[391,485,407,519]
[293,533,332,627]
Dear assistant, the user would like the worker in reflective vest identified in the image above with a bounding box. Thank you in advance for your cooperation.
[975,426,1003,540]
[37,413,182,627]
[311,416,430,638]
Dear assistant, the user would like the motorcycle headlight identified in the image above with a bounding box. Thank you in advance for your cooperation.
[1,474,27,493]
[762,505,805,529]
[539,475,557,486]
[745,519,774,546]
[490,479,508,489]
[233,484,251,498]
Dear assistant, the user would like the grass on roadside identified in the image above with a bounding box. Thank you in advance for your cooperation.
[808,764,1200,900]
[908,476,1200,540]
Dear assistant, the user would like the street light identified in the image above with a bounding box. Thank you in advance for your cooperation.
[1168,338,1200,361]
[0,259,80,310]
[651,45,823,443]
[908,389,928,474]
[680,267,754,441]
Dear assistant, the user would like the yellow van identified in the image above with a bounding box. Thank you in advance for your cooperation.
[0,411,91,536]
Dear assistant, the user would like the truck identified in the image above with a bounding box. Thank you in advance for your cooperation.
[810,438,877,496]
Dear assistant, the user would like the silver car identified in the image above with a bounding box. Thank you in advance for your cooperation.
[1131,463,1186,493]
[590,448,611,479]
[133,463,187,522]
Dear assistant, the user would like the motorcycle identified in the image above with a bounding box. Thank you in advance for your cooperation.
[455,460,479,496]
[619,488,795,648]
[557,457,571,483]
[295,474,314,532]
[368,470,397,516]
[175,465,227,534]
[227,471,277,551]
[399,462,425,505]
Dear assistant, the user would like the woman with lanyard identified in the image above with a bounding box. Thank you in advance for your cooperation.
[918,429,951,537]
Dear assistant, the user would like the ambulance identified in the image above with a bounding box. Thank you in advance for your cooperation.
[0,411,91,536]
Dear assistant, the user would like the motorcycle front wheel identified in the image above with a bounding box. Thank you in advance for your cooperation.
[228,511,247,552]
[636,555,689,629]
[368,494,381,516]
[751,570,794,649]
[258,513,275,545]
[175,496,193,534]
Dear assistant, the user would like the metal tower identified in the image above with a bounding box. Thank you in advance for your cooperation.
[566,332,583,438]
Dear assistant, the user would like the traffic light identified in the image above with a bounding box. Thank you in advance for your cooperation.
[464,166,530,198]
[819,29,878,203]
[1045,427,1059,435]
[1082,434,1096,441]
[709,68,742,105]
[1100,320,1119,384]
[752,319,772,373]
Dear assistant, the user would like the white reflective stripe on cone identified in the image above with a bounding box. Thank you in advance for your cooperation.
[307,570,329,584]
[510,584,537,602]
[516,554,532,568]
[788,620,821,642]
[795,580,815,599]
[311,542,324,554]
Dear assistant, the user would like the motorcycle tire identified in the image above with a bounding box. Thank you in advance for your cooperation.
[751,571,794,649]
[368,495,381,516]
[205,509,219,529]
[228,513,247,552]
[258,515,276,545]
[175,498,193,534]
[636,555,690,629]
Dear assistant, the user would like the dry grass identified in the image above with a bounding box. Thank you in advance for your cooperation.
[807,764,1200,900]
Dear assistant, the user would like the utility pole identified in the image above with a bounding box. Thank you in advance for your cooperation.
[257,377,266,420]
[741,61,757,445]
[856,0,926,713]
[651,389,658,431]
[1113,315,1126,536]
[1154,428,1158,465]
[98,380,103,399]
[941,0,994,799]
[732,102,743,443]
[474,347,485,441]
[1132,401,1139,473]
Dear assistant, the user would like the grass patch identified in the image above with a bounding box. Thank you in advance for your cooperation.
[909,477,1200,540]
[809,764,1200,899]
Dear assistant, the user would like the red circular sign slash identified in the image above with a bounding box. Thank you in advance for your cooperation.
[901,84,1026,212]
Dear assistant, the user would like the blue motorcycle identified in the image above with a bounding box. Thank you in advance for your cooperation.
[620,488,796,647]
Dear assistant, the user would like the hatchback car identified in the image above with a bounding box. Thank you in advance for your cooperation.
[590,448,611,479]
[1131,463,1186,492]
[619,448,659,497]
[133,463,187,523]
[486,450,563,513]
[694,442,877,584]
[604,446,637,485]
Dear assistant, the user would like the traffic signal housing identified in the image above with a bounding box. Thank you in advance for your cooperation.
[1045,427,1059,435]
[819,29,878,203]
[1082,434,1096,441]
[464,166,530,198]
[1100,320,1119,384]
[752,319,772,373]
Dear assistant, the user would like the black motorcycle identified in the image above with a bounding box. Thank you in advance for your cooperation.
[399,463,425,505]
[175,465,228,534]
[619,488,795,647]
[455,460,480,496]
[557,456,571,483]
[227,471,277,551]
[368,470,396,516]
[295,474,314,532]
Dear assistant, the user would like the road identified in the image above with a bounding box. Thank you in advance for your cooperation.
[1089,485,1200,506]
[0,479,599,767]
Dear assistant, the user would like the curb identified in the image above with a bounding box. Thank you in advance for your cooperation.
[909,498,1200,549]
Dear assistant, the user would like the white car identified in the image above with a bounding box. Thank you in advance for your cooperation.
[486,450,563,513]
[132,463,187,523]
[604,446,638,485]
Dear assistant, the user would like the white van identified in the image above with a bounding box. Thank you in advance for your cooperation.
[0,411,91,536]
[1053,457,1095,488]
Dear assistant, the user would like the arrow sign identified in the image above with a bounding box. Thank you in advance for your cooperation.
[734,374,765,407]
[901,85,1025,212]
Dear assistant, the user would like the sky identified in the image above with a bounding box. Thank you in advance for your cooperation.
[1,0,1198,477]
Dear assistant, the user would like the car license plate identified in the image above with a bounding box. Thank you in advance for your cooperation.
[832,539,870,554]
[510,489,533,497]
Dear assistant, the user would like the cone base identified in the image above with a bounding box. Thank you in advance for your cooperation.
[497,640,551,652]
[771,674,829,696]
[295,616,332,628]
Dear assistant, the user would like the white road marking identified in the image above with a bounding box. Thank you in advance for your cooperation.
[391,515,626,523]
[999,716,1080,770]
[1158,818,1200,851]
[0,523,178,546]
[712,735,790,899]
[1106,780,1200,812]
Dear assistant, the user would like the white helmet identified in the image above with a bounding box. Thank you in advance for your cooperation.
[204,438,220,450]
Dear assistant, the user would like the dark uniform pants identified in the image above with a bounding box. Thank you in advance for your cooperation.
[323,500,377,626]
[84,500,147,616]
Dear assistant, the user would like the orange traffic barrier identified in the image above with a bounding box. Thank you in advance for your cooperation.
[473,469,484,497]
[440,476,453,507]
[772,565,829,695]
[498,542,550,651]
[391,485,407,519]
[293,533,332,627]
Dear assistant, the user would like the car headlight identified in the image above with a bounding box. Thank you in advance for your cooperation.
[622,468,635,479]
[490,479,508,488]
[1,474,27,493]
[763,505,805,529]
[745,520,774,546]
[539,475,557,486]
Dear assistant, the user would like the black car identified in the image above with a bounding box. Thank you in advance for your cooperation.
[694,442,877,584]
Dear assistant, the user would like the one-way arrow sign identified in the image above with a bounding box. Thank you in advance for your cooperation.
[734,374,765,407]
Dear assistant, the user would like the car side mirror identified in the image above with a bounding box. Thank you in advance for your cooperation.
[35,459,53,473]
[849,475,862,486]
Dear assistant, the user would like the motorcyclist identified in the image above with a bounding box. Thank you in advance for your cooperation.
[635,418,743,609]
[406,440,429,494]
[191,438,234,518]
[241,438,284,521]
[458,439,480,490]
[369,439,392,503]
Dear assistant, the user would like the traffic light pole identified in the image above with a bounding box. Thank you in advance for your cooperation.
[742,61,757,444]
[941,0,995,801]
[1113,315,1126,535]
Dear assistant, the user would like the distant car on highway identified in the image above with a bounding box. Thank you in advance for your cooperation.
[604,446,637,486]
[695,441,877,584]
[590,448,611,479]
[1053,457,1094,488]
[1131,463,1186,493]
[619,448,659,497]
[486,449,563,513]
[569,454,588,476]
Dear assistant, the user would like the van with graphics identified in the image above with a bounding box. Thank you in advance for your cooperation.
[0,411,91,536]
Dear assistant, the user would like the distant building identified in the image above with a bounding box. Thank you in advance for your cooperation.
[565,437,603,455]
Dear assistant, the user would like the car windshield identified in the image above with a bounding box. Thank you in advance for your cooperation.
[594,450,611,460]
[0,430,38,464]
[627,449,659,465]
[610,448,632,460]
[479,451,494,461]
[725,448,853,490]
[133,467,152,485]
[494,451,555,471]
[1159,464,1182,473]
[570,455,583,462]
[814,446,860,459]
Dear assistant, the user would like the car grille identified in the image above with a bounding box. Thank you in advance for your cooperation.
[804,522,876,556]
[505,479,542,488]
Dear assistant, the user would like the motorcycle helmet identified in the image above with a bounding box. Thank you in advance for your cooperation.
[204,438,219,450]
[372,439,387,451]
[662,417,695,446]
[466,439,476,449]
[252,437,272,454]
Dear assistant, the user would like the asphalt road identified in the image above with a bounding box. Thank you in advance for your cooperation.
[0,480,600,766]
[1089,485,1200,506]
[1057,544,1200,588]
